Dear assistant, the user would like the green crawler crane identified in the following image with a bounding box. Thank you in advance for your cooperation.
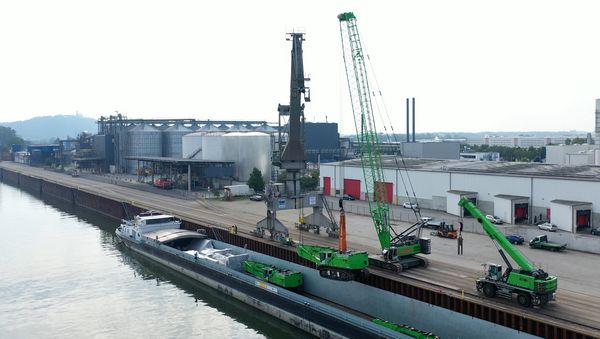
[458,197,558,307]
[337,12,430,273]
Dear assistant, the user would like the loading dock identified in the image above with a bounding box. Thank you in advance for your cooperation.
[125,156,235,193]
[494,194,530,224]
[550,199,593,233]
[447,190,477,217]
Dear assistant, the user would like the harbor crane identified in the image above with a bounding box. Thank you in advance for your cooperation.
[337,12,430,272]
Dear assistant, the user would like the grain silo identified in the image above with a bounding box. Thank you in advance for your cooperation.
[181,132,225,159]
[163,124,191,158]
[127,124,162,173]
[221,132,271,181]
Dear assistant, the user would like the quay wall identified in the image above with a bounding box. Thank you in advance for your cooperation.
[1,165,595,339]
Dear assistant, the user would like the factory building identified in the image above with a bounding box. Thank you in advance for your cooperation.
[304,122,340,163]
[546,144,600,165]
[321,158,600,232]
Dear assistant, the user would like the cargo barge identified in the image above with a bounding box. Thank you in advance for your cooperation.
[115,211,402,339]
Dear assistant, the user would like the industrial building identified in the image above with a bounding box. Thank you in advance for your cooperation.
[320,157,600,232]
[546,144,600,165]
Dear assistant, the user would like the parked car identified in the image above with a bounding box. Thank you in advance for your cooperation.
[249,194,263,201]
[342,194,356,201]
[70,169,80,177]
[591,228,600,236]
[485,215,503,224]
[154,178,173,189]
[421,216,433,223]
[538,222,558,232]
[505,234,524,245]
[402,202,419,209]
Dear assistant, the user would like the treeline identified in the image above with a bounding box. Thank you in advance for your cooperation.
[465,144,546,162]
[0,126,25,153]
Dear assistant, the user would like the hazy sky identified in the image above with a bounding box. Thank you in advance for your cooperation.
[1,0,599,134]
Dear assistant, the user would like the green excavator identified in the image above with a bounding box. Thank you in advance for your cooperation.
[458,197,557,307]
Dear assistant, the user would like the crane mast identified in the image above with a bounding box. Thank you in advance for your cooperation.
[338,12,391,250]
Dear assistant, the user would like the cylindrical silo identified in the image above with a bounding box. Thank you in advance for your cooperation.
[221,132,271,181]
[127,124,162,173]
[181,132,224,159]
[163,125,192,158]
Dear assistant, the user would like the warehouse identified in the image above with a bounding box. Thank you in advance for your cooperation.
[320,158,600,231]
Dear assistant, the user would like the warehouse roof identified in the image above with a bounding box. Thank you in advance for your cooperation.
[333,156,600,181]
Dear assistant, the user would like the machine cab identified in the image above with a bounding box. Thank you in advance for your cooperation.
[485,263,503,281]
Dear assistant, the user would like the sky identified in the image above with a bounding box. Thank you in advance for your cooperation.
[1,0,599,134]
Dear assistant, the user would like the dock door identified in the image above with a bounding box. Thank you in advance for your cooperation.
[343,179,361,200]
[323,177,331,196]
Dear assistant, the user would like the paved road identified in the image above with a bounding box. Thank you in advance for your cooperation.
[2,162,599,335]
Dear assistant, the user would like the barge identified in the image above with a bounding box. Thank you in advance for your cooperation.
[115,211,404,339]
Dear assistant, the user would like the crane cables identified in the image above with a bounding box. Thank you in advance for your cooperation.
[360,42,423,223]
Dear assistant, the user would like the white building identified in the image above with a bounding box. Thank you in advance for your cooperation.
[321,157,599,232]
[546,144,600,165]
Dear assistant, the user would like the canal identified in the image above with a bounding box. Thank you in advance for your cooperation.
[0,182,306,338]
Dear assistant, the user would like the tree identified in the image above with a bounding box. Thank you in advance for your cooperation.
[300,169,320,192]
[0,126,25,153]
[247,167,265,193]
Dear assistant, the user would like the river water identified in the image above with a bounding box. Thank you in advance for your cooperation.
[0,182,306,338]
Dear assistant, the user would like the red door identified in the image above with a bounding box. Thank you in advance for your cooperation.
[375,181,393,203]
[343,179,361,200]
[515,207,526,218]
[323,176,331,196]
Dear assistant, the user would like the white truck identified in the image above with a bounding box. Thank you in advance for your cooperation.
[224,184,250,197]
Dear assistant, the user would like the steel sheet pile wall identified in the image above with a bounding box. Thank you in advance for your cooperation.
[41,180,74,203]
[18,174,42,194]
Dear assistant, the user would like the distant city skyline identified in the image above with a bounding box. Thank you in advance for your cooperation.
[1,1,599,134]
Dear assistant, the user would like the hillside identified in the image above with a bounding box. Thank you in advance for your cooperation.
[0,115,97,142]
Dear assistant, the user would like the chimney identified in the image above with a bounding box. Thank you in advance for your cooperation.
[412,97,416,143]
[406,98,410,142]
[595,99,600,144]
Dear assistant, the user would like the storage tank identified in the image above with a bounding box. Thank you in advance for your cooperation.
[220,132,271,181]
[181,132,224,159]
[163,124,192,158]
[127,124,162,173]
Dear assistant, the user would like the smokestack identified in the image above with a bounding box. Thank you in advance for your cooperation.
[596,99,600,144]
[406,98,410,142]
[412,97,416,143]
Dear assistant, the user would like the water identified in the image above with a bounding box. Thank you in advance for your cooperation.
[0,183,306,338]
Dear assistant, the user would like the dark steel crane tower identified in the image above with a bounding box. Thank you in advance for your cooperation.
[278,32,310,196]
[255,33,337,242]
